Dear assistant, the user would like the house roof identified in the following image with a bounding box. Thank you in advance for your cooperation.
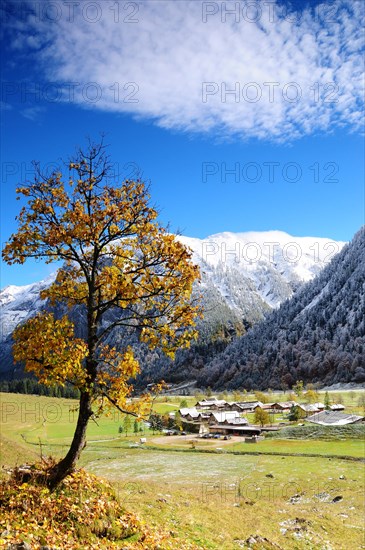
[196,399,227,407]
[307,404,321,412]
[271,401,297,408]
[209,411,240,423]
[296,403,320,412]
[180,408,200,418]
[236,400,262,406]
[330,404,345,410]
[233,401,263,410]
[306,411,364,426]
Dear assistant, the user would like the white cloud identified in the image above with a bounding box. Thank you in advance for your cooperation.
[21,106,45,121]
[8,0,365,141]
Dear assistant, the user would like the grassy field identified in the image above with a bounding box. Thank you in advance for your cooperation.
[145,434,365,459]
[85,449,365,549]
[1,391,364,549]
[227,437,365,458]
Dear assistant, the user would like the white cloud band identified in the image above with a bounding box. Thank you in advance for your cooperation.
[6,0,365,141]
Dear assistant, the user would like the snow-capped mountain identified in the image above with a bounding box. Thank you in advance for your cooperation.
[0,273,56,344]
[193,226,365,389]
[0,230,345,379]
[177,230,345,322]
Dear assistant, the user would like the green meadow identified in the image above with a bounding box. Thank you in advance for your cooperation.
[1,391,364,549]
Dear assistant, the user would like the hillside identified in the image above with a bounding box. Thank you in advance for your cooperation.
[191,226,365,390]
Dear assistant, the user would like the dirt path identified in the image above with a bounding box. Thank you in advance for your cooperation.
[148,433,247,448]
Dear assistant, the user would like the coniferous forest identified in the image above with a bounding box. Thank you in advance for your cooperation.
[145,227,365,390]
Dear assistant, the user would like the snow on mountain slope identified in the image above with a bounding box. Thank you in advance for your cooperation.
[0,273,56,343]
[0,231,345,350]
[178,231,346,312]
[196,227,365,389]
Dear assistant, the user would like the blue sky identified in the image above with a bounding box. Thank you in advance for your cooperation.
[1,0,364,287]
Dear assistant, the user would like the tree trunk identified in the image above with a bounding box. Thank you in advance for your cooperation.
[48,391,93,490]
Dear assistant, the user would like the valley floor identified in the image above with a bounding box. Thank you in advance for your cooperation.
[1,392,364,549]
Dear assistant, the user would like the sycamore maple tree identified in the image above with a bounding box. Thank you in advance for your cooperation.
[2,141,201,489]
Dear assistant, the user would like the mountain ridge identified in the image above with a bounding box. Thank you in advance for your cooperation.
[188,226,365,390]
[0,230,347,382]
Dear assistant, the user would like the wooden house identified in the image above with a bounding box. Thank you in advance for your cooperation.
[270,401,297,412]
[228,401,263,413]
[195,397,227,410]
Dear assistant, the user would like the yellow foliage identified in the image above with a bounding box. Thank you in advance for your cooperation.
[13,313,88,389]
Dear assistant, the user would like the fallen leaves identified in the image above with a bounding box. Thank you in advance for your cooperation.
[0,461,202,550]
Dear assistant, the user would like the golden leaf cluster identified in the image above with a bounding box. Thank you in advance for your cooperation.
[13,313,88,389]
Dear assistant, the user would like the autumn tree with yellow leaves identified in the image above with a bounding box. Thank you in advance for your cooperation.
[2,141,201,489]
